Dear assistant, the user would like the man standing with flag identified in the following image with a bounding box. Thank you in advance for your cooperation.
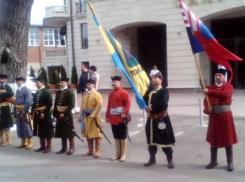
[203,68,238,172]
[143,72,175,169]
[106,76,131,162]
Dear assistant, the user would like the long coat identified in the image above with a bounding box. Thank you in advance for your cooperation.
[143,87,175,147]
[204,83,238,148]
[0,83,14,129]
[53,89,75,139]
[15,86,33,138]
[79,90,103,139]
[31,88,53,138]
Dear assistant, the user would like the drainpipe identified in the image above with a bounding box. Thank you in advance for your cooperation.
[70,0,75,66]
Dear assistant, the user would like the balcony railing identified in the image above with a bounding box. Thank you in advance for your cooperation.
[45,5,67,16]
[45,49,66,58]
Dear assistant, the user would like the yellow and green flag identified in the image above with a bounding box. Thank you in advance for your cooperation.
[88,1,150,109]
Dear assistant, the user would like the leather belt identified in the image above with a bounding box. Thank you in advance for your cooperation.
[148,111,168,120]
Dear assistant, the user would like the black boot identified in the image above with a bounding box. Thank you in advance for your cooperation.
[56,138,67,154]
[144,155,156,167]
[163,147,174,169]
[225,146,234,172]
[206,147,218,169]
[144,146,157,167]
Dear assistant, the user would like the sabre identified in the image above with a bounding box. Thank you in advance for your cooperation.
[64,117,84,143]
[17,111,33,131]
[93,117,111,145]
[123,117,131,143]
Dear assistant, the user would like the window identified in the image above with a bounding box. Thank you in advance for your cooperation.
[28,28,40,46]
[80,0,86,13]
[75,2,79,14]
[43,28,66,46]
[81,23,88,49]
[75,0,86,14]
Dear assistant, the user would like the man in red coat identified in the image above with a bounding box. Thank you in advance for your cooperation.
[106,76,131,162]
[203,68,238,172]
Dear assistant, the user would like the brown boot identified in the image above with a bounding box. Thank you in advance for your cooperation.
[83,138,93,157]
[17,138,27,149]
[120,139,127,162]
[57,138,67,154]
[94,138,101,158]
[67,138,75,155]
[226,146,234,172]
[0,129,5,145]
[35,137,46,152]
[26,138,34,150]
[43,138,52,153]
[111,139,121,161]
[206,147,218,169]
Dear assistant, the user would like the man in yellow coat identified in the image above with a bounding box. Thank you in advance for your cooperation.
[78,79,103,158]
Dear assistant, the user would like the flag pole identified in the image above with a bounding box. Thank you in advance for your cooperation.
[193,54,211,109]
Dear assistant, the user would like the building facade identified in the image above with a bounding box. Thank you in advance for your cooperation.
[43,0,245,90]
[27,25,67,75]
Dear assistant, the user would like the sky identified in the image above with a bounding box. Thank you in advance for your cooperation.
[30,0,64,25]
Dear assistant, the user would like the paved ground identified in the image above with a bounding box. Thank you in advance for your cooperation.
[1,90,245,182]
[1,113,245,182]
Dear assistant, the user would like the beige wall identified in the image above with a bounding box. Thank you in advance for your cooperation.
[64,0,245,89]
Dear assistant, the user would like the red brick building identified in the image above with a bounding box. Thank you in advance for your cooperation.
[27,25,67,74]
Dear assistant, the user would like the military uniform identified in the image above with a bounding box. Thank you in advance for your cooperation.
[54,78,75,155]
[0,74,14,147]
[32,84,53,153]
[79,79,103,158]
[106,76,131,162]
[204,68,237,172]
[143,72,175,168]
[15,77,33,149]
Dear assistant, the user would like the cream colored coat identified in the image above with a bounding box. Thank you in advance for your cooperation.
[79,90,103,139]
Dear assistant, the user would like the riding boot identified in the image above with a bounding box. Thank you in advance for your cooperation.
[206,147,218,169]
[0,129,5,145]
[57,138,67,154]
[67,138,75,155]
[26,138,34,150]
[35,137,45,152]
[166,148,175,169]
[94,138,101,158]
[226,146,234,172]
[1,129,11,147]
[83,138,94,157]
[120,139,127,162]
[17,138,27,149]
[43,138,52,153]
[111,139,121,161]
[144,154,156,167]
